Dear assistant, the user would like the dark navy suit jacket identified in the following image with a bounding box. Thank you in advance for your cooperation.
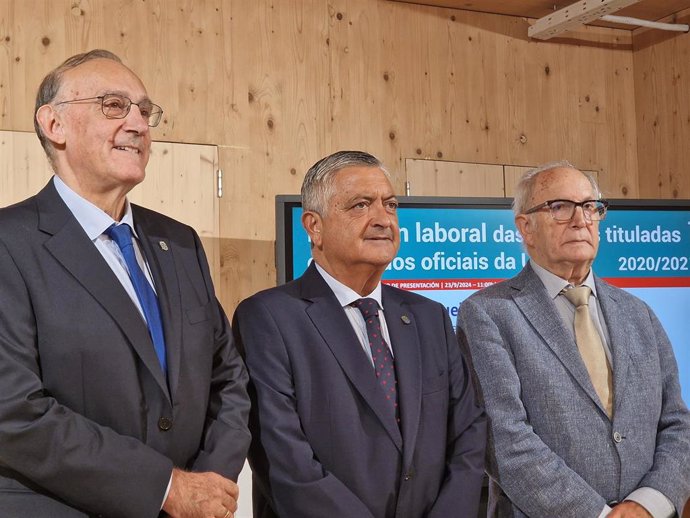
[233,263,486,518]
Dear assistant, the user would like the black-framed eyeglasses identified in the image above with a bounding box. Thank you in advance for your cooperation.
[56,93,163,127]
[524,199,609,222]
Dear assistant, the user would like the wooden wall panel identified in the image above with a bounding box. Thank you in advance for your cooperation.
[504,165,532,198]
[0,130,221,287]
[0,0,674,315]
[129,142,221,288]
[406,159,504,196]
[504,165,600,197]
[217,146,305,309]
[0,130,52,204]
[225,1,333,170]
[370,3,637,195]
[633,7,690,199]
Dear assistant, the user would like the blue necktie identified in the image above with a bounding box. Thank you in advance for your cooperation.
[352,298,399,424]
[105,223,167,374]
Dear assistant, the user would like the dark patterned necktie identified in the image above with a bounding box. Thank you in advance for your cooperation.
[352,298,399,423]
[106,223,167,374]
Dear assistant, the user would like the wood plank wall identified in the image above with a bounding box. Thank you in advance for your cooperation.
[633,7,690,200]
[0,0,681,314]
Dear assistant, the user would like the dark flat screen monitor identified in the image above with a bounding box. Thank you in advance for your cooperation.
[276,195,690,402]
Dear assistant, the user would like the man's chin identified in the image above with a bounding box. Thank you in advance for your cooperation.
[562,251,596,265]
[367,255,397,268]
[563,241,596,254]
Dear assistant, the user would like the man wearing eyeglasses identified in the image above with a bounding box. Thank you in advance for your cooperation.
[457,161,690,518]
[0,50,250,518]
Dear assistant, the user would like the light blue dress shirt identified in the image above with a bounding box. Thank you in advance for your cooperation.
[53,175,157,319]
[53,175,172,507]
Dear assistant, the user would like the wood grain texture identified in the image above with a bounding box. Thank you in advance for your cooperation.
[0,0,685,315]
[387,0,690,28]
[633,7,690,199]
[406,159,504,196]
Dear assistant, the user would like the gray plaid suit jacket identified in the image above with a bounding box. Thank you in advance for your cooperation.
[457,262,690,518]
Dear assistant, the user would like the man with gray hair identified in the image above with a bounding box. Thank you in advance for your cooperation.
[458,161,690,518]
[233,150,487,518]
[0,49,250,517]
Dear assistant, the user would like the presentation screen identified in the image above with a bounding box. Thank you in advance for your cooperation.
[276,195,690,402]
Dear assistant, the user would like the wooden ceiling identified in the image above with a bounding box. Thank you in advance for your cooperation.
[388,0,690,29]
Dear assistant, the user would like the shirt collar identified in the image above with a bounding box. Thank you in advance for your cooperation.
[314,262,383,309]
[53,175,138,240]
[530,260,598,299]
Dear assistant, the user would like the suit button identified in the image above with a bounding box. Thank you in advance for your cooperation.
[403,470,414,481]
[613,431,622,443]
[158,417,173,431]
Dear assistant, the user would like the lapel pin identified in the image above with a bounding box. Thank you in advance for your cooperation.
[159,241,169,251]
[401,315,411,325]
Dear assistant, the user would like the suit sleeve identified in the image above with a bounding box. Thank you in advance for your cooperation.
[233,296,376,518]
[0,238,172,518]
[188,230,251,480]
[457,297,608,518]
[426,307,487,518]
[635,306,690,515]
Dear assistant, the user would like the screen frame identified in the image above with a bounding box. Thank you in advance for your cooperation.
[276,194,690,284]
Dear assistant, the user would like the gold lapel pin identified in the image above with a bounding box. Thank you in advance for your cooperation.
[159,241,169,251]
[401,315,411,325]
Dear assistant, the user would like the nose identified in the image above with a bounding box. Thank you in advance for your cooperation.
[370,200,393,227]
[123,104,150,134]
[570,205,589,227]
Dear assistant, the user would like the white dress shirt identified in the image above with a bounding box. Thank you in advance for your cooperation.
[314,262,394,364]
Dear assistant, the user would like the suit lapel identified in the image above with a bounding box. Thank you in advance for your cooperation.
[37,183,170,400]
[301,265,403,450]
[383,287,421,463]
[134,207,182,402]
[512,264,608,417]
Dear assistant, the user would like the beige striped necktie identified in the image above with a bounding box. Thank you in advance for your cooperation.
[563,286,613,417]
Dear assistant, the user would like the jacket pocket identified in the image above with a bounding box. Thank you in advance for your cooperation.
[186,301,212,324]
[421,370,447,395]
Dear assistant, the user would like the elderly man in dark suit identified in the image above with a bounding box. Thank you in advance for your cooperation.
[233,150,487,518]
[458,161,690,518]
[0,49,250,518]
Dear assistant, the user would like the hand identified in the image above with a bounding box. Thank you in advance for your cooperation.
[162,468,239,518]
[607,501,653,518]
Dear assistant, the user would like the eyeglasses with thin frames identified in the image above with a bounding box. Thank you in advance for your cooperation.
[523,199,609,222]
[56,93,163,127]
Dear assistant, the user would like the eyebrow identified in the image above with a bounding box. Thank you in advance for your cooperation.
[343,194,372,205]
[344,193,398,206]
[102,90,153,103]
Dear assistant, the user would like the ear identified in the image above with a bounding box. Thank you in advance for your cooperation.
[302,210,324,249]
[35,104,67,146]
[515,214,535,247]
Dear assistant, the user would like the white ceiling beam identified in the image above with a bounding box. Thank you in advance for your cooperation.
[600,14,690,32]
[528,0,642,40]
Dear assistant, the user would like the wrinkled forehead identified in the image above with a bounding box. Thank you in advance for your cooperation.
[532,167,594,200]
[336,166,393,189]
[58,58,149,101]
